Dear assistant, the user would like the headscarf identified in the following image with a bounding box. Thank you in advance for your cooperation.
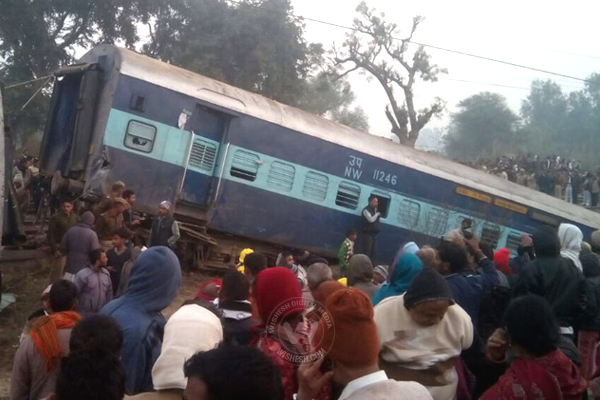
[237,248,254,273]
[253,267,304,325]
[195,279,222,302]
[372,253,424,306]
[347,254,374,286]
[389,242,420,283]
[404,269,454,310]
[558,223,583,271]
[493,248,514,275]
[30,311,82,372]
[152,304,223,390]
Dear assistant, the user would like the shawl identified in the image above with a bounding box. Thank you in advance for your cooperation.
[480,349,584,400]
[372,253,423,306]
[30,311,81,372]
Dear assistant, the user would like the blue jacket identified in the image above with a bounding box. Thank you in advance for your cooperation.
[101,247,181,394]
[445,257,499,325]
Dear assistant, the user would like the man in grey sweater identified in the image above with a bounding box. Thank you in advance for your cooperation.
[61,211,100,280]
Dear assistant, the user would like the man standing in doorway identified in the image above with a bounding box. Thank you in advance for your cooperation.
[148,201,180,249]
[362,195,381,260]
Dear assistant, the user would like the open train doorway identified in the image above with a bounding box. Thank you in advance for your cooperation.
[39,64,100,181]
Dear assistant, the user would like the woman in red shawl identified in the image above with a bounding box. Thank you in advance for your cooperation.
[250,267,330,400]
[481,295,584,400]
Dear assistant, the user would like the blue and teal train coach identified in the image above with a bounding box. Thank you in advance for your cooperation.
[39,45,600,263]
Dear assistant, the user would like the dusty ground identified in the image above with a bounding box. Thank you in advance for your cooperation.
[0,257,210,399]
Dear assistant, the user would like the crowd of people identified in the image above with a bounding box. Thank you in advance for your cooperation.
[459,153,600,206]
[10,182,600,400]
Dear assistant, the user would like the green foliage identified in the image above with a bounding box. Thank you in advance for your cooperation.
[334,1,445,146]
[445,92,519,160]
[447,76,600,169]
[145,0,368,129]
[0,0,154,149]
[0,0,368,145]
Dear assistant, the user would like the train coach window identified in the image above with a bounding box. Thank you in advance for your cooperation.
[124,120,156,153]
[506,231,522,254]
[302,171,329,202]
[481,223,502,249]
[231,150,260,182]
[189,138,217,172]
[398,199,421,228]
[426,208,449,238]
[268,161,295,192]
[370,192,391,218]
[335,181,361,209]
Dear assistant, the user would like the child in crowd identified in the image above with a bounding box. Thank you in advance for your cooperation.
[373,265,389,285]
[218,271,254,346]
[74,249,113,316]
[106,228,132,296]
[337,228,357,276]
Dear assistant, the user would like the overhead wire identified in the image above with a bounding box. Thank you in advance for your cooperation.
[5,75,54,89]
[226,0,597,85]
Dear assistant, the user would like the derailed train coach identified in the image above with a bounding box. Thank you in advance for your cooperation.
[39,45,600,264]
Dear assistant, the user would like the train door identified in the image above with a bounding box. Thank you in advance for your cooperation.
[178,104,230,208]
[39,64,100,179]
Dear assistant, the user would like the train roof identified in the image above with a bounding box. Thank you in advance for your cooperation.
[91,45,600,230]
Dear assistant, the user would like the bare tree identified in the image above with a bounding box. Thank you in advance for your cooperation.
[333,2,446,147]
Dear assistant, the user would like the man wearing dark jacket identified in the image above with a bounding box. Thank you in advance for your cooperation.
[436,237,499,325]
[148,201,180,248]
[361,195,381,260]
[513,226,585,336]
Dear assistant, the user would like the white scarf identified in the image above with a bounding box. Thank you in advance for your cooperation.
[558,223,583,271]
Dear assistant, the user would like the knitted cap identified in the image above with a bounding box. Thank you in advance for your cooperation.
[312,281,345,306]
[160,200,172,210]
[254,267,304,324]
[314,288,379,367]
[373,265,389,281]
[404,269,454,309]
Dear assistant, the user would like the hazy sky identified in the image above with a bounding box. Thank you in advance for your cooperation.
[292,0,600,142]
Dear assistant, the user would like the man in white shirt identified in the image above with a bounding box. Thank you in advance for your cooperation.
[296,288,432,400]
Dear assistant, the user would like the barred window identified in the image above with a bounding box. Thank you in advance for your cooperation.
[302,172,329,202]
[426,208,449,238]
[189,138,217,172]
[230,150,259,182]
[506,231,522,253]
[267,161,295,192]
[335,181,361,210]
[481,223,503,249]
[399,199,421,228]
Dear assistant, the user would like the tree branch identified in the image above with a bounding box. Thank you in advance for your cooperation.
[50,13,69,40]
